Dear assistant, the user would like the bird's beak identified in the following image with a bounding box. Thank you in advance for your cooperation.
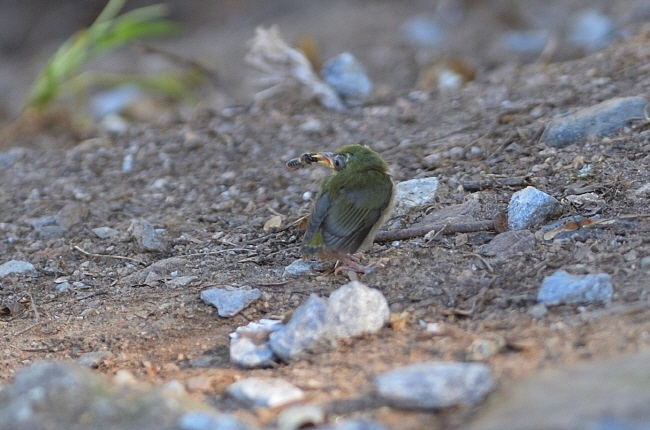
[312,152,337,169]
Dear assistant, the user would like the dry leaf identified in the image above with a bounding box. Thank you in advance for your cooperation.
[263,215,283,233]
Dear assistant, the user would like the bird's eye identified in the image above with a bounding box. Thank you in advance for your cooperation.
[333,155,346,171]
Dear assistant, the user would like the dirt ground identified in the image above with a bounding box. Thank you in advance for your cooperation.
[2,1,650,429]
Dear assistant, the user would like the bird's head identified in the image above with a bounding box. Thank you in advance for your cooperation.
[312,144,388,174]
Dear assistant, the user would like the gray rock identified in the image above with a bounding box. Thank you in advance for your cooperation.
[55,281,71,293]
[269,294,329,362]
[229,318,282,368]
[77,351,113,368]
[391,177,440,218]
[498,30,550,56]
[479,230,536,260]
[508,186,561,230]
[540,97,646,148]
[527,303,548,318]
[128,219,170,253]
[122,153,134,172]
[641,255,650,269]
[326,281,389,339]
[230,336,277,369]
[91,84,143,118]
[568,9,615,52]
[537,270,613,306]
[0,152,14,168]
[226,377,304,408]
[374,362,494,410]
[0,361,232,430]
[321,52,372,107]
[35,225,68,239]
[0,260,36,277]
[119,257,188,287]
[165,276,198,288]
[92,226,120,239]
[100,113,130,135]
[55,202,89,228]
[200,287,261,318]
[284,259,319,276]
[299,118,324,133]
[465,351,650,430]
[399,14,446,47]
[28,215,57,229]
[178,412,251,430]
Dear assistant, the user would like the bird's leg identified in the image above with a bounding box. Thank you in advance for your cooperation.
[328,250,375,275]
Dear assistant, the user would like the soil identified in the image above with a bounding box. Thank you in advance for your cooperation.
[2,1,650,429]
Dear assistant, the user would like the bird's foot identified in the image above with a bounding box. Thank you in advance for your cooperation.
[331,252,387,277]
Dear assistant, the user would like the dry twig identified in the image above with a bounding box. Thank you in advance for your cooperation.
[74,245,146,265]
[374,213,507,243]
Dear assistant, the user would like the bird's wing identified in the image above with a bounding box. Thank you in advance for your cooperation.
[302,176,392,255]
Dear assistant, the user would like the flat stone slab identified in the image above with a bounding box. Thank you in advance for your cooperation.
[466,352,650,430]
[540,96,647,148]
[537,270,613,305]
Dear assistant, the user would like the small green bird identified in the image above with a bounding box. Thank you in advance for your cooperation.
[294,144,394,273]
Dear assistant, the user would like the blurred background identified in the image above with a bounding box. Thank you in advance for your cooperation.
[1,0,650,131]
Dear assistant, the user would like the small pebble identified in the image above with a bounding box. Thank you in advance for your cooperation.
[166,276,198,288]
[498,30,549,56]
[321,52,373,107]
[122,153,134,172]
[466,336,506,361]
[128,219,170,253]
[568,8,615,52]
[0,152,15,169]
[479,230,536,260]
[226,377,304,408]
[284,259,319,276]
[269,294,329,362]
[92,227,119,239]
[55,202,89,228]
[230,319,283,368]
[299,118,324,133]
[508,186,561,230]
[28,215,57,229]
[35,225,68,239]
[91,84,142,118]
[375,362,494,409]
[277,404,325,430]
[55,281,71,293]
[186,375,213,393]
[326,281,389,339]
[640,256,650,269]
[76,351,112,368]
[230,336,277,369]
[200,287,261,318]
[0,260,36,277]
[540,97,647,148]
[399,14,446,47]
[99,113,129,135]
[538,270,613,306]
[527,303,548,318]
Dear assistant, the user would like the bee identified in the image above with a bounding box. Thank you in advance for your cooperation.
[286,153,319,170]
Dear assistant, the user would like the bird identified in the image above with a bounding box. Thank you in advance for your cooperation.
[291,144,394,273]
